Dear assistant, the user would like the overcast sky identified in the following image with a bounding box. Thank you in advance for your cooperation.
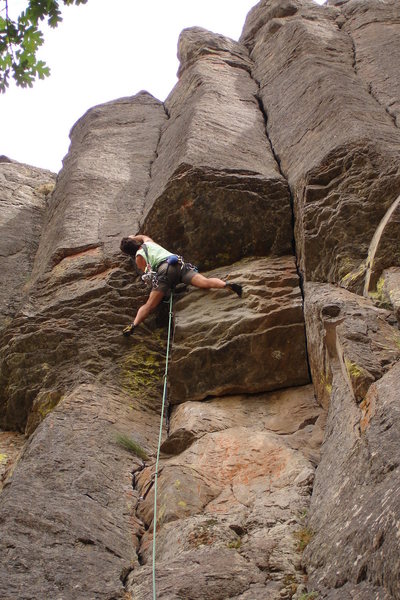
[1,0,325,174]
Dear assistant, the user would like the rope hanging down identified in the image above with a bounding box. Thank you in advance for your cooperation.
[152,292,174,600]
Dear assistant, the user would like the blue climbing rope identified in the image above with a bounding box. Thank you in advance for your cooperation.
[152,292,174,600]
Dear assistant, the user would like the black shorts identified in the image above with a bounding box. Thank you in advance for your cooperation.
[154,262,197,294]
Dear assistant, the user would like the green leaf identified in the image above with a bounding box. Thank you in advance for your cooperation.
[0,0,89,92]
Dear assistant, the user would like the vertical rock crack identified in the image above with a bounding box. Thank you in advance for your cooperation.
[253,85,313,382]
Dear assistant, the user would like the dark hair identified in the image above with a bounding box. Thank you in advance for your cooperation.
[120,237,141,256]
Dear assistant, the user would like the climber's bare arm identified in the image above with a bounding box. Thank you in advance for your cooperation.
[128,234,153,244]
[135,254,147,271]
[133,290,164,326]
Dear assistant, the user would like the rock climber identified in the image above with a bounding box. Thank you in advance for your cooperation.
[120,234,242,336]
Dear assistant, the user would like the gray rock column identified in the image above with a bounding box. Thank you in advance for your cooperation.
[303,282,400,599]
[335,0,400,128]
[31,92,167,281]
[0,159,55,327]
[240,0,400,292]
[0,93,168,432]
[142,27,293,270]
[128,385,322,600]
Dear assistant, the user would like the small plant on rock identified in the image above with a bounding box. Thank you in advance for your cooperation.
[282,573,297,597]
[115,433,149,460]
[294,527,313,552]
[227,538,241,550]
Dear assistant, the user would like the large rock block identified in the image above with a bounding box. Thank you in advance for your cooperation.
[141,27,293,269]
[0,93,173,599]
[129,385,321,600]
[303,281,400,597]
[161,385,323,465]
[169,256,310,403]
[304,282,400,408]
[240,0,400,290]
[304,359,400,599]
[0,160,55,327]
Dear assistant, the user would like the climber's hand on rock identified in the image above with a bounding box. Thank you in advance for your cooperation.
[122,323,135,337]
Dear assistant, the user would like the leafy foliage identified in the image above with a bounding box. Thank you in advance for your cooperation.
[0,0,87,92]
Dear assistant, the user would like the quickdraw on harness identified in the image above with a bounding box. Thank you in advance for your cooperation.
[139,243,160,288]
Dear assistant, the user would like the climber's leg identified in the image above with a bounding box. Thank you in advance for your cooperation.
[190,273,226,289]
[190,272,242,297]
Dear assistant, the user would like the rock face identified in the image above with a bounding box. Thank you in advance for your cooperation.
[142,27,293,270]
[240,0,400,291]
[304,283,400,408]
[0,93,167,433]
[303,282,400,598]
[338,0,400,128]
[0,384,151,600]
[304,346,400,600]
[129,385,321,600]
[169,256,309,403]
[1,3,400,600]
[31,93,167,281]
[0,160,55,327]
[0,93,169,599]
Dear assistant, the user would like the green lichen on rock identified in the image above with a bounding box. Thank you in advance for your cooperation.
[119,344,162,399]
[339,258,366,290]
[25,390,63,435]
[319,372,332,395]
[0,316,12,329]
[227,538,242,550]
[345,359,363,379]
[35,182,55,196]
[369,276,392,310]
[187,523,217,548]
[339,257,357,280]
[37,391,62,418]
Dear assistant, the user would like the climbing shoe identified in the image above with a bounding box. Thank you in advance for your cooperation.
[226,282,243,297]
[122,323,135,337]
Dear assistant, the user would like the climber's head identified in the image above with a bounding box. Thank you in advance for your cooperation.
[120,237,141,256]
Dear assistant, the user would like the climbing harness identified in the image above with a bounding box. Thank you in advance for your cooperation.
[152,291,174,600]
[140,243,196,291]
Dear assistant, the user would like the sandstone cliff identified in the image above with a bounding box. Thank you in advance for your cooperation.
[0,1,399,599]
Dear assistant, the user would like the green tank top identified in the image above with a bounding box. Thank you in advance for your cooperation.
[137,242,173,270]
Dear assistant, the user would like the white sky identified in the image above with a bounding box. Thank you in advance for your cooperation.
[0,0,325,174]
